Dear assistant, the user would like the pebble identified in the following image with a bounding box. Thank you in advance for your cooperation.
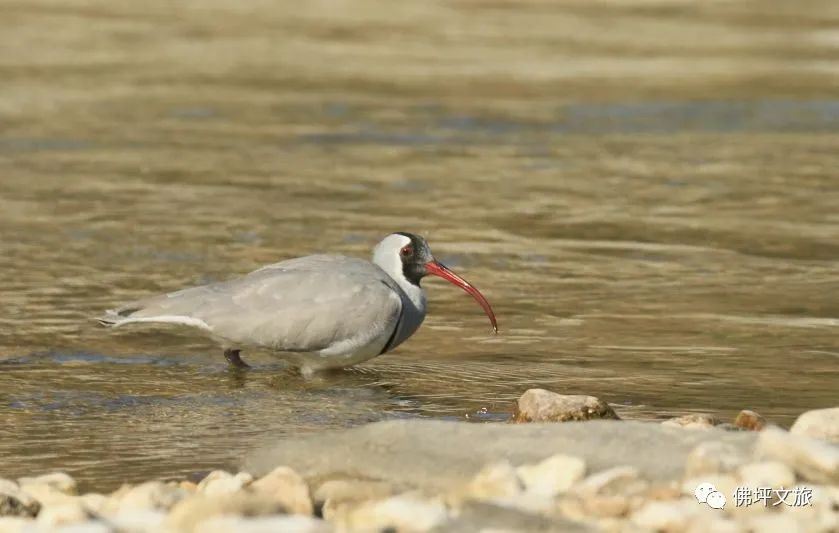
[661,413,721,430]
[36,500,91,527]
[790,407,839,444]
[755,426,839,484]
[737,461,796,488]
[249,466,313,516]
[572,466,647,497]
[463,461,524,501]
[338,494,448,532]
[107,510,167,533]
[166,492,287,532]
[0,488,40,518]
[512,389,619,423]
[684,440,750,478]
[516,454,586,497]
[630,499,698,531]
[734,409,767,431]
[78,493,108,515]
[103,481,189,515]
[686,517,742,533]
[314,480,397,520]
[195,514,331,533]
[744,512,808,533]
[196,471,253,496]
[0,517,32,533]
[18,472,77,496]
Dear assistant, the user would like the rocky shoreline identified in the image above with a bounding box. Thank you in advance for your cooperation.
[2,389,838,532]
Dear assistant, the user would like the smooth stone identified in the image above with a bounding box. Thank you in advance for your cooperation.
[246,420,755,492]
[734,409,767,431]
[36,500,91,527]
[0,518,32,533]
[463,461,523,501]
[18,483,74,508]
[197,471,253,496]
[106,510,167,532]
[572,466,647,497]
[684,440,751,478]
[686,517,742,533]
[18,473,77,496]
[103,482,189,515]
[755,426,839,484]
[336,494,448,532]
[516,454,586,497]
[166,492,287,533]
[249,466,312,516]
[78,494,108,515]
[0,490,40,519]
[314,480,399,521]
[630,499,699,531]
[512,389,619,423]
[51,523,112,533]
[790,407,839,444]
[179,481,198,493]
[778,485,839,531]
[576,494,630,518]
[744,512,808,533]
[444,501,568,532]
[195,515,330,533]
[737,461,796,488]
[661,414,721,430]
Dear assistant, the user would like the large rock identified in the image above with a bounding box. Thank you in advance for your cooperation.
[512,389,619,423]
[755,426,839,484]
[245,419,755,493]
[790,407,839,443]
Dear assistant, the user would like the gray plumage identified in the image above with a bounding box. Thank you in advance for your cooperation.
[99,232,496,374]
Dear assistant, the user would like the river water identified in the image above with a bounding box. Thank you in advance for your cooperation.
[1,0,837,490]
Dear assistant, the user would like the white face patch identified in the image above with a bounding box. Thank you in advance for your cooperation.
[372,233,412,281]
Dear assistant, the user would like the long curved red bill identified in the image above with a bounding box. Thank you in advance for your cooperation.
[425,261,498,333]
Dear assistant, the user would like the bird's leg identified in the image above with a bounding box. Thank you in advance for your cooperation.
[223,348,250,369]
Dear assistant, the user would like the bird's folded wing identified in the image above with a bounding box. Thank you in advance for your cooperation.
[103,257,403,353]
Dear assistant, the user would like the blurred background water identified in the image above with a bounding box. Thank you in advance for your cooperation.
[0,0,837,491]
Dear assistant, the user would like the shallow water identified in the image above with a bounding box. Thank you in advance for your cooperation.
[1,0,838,491]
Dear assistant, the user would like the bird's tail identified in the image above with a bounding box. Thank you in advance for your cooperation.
[96,305,144,328]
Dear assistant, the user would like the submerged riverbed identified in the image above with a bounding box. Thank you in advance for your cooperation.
[1,0,838,490]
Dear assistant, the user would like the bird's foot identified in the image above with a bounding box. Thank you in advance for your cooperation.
[223,349,250,369]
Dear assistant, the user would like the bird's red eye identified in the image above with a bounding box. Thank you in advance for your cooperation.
[400,246,413,257]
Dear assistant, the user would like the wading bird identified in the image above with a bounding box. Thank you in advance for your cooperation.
[99,232,498,375]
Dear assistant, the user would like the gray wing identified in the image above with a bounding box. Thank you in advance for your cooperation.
[100,255,403,353]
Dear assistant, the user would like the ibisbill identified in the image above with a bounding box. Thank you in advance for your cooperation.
[99,232,498,375]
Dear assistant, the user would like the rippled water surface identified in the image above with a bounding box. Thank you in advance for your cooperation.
[1,0,838,490]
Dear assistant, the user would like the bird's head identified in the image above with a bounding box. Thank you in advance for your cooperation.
[373,232,498,333]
